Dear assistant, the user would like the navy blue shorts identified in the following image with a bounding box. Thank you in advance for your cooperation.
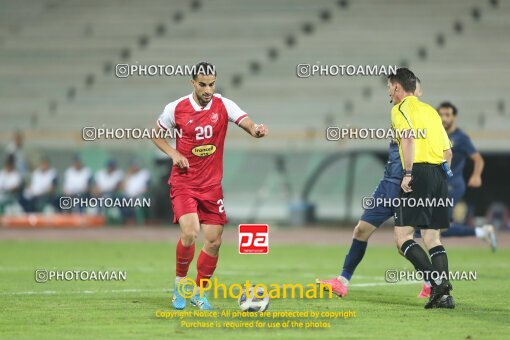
[360,179,401,228]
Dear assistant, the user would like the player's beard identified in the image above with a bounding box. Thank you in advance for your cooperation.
[199,94,212,107]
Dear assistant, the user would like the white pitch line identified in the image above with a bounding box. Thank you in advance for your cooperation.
[0,266,393,280]
[0,280,419,296]
[217,270,381,280]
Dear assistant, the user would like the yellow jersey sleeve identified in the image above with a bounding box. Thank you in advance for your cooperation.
[442,127,451,150]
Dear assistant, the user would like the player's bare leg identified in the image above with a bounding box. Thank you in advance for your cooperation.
[190,223,223,310]
[179,213,201,246]
[317,220,377,297]
[353,221,377,241]
[201,224,223,256]
[172,213,200,310]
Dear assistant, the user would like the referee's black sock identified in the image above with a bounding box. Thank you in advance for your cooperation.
[401,240,439,286]
[429,245,448,280]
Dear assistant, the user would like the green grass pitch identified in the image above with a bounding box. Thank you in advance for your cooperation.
[0,240,508,339]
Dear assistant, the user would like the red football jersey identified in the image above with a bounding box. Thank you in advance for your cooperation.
[157,93,248,189]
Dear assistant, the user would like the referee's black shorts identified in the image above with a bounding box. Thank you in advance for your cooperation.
[394,163,450,229]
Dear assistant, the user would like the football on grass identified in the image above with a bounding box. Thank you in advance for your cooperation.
[238,286,270,312]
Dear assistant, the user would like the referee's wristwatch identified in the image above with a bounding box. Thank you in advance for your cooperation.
[403,169,413,177]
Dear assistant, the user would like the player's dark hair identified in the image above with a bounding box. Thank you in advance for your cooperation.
[437,101,458,116]
[415,76,421,84]
[387,67,416,93]
[192,61,216,80]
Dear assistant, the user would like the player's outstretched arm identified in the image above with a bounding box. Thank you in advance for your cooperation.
[467,152,484,188]
[150,124,189,168]
[239,117,268,138]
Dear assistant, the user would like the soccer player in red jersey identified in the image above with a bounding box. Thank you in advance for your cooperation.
[151,62,268,310]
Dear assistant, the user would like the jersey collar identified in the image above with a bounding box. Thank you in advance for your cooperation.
[402,95,417,102]
[188,93,213,111]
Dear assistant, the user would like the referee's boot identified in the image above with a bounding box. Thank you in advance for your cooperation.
[424,280,453,309]
[435,295,455,309]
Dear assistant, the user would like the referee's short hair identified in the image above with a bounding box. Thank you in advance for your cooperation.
[388,68,417,93]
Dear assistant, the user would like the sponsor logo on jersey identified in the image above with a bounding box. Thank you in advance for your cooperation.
[191,144,217,157]
[210,112,218,123]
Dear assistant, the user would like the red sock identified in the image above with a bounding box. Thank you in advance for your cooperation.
[176,239,195,277]
[196,250,218,288]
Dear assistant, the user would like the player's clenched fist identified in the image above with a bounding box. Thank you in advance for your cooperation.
[254,123,268,138]
[170,151,189,168]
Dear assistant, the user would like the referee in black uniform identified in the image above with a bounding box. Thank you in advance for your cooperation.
[388,68,454,309]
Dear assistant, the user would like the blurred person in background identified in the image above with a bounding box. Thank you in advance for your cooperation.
[62,155,92,213]
[22,156,58,212]
[5,130,28,177]
[121,160,150,224]
[436,101,495,247]
[92,159,124,220]
[485,202,509,232]
[0,155,23,214]
[93,159,124,197]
